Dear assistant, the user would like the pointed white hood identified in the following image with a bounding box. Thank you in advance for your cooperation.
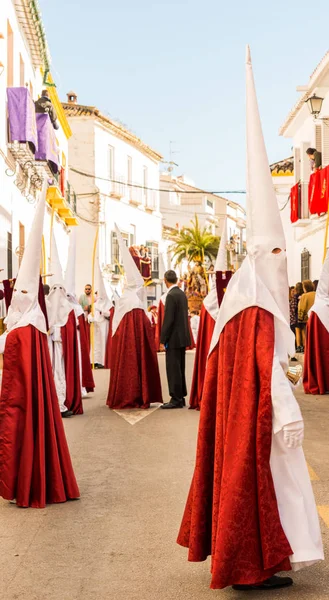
[5,181,48,333]
[94,258,113,320]
[209,47,294,357]
[46,231,72,328]
[310,249,329,332]
[215,217,228,272]
[112,224,146,335]
[64,229,84,318]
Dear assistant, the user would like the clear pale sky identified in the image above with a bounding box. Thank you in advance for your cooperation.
[40,0,329,204]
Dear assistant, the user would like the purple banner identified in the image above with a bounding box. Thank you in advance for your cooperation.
[35,113,59,174]
[7,87,38,153]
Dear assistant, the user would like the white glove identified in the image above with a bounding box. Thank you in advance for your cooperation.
[283,420,304,449]
[88,314,94,324]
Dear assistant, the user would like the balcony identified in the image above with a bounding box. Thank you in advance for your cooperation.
[128,183,143,206]
[47,185,78,227]
[110,174,125,199]
[35,113,59,178]
[145,190,157,212]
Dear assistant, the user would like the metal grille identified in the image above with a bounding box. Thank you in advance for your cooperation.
[146,242,159,279]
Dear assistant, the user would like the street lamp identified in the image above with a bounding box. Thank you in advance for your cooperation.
[305,93,324,118]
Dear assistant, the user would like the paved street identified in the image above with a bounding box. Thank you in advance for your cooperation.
[0,361,328,600]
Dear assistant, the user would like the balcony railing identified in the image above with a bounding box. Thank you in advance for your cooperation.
[110,174,125,199]
[145,190,157,211]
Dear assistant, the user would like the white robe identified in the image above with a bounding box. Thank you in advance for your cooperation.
[49,325,67,413]
[91,310,109,366]
[270,321,324,569]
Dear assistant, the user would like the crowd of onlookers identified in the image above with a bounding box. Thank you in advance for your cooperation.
[289,279,318,353]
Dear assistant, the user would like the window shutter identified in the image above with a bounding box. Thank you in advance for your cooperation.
[315,124,322,152]
[293,147,301,183]
[322,120,329,167]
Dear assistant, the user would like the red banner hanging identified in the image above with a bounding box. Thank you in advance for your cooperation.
[318,166,329,214]
[308,170,321,214]
[290,183,300,223]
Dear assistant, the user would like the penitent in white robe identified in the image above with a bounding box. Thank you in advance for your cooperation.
[91,309,109,366]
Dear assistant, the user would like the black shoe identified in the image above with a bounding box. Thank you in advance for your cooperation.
[232,575,293,591]
[291,357,298,362]
[160,401,183,409]
[61,410,73,418]
[181,398,186,407]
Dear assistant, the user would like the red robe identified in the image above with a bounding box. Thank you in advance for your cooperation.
[155,299,165,351]
[189,305,215,410]
[177,307,292,589]
[78,314,95,392]
[104,306,115,369]
[61,311,83,415]
[107,309,163,409]
[0,325,79,508]
[303,312,329,395]
[189,271,233,410]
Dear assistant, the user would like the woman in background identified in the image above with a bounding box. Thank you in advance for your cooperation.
[297,280,316,352]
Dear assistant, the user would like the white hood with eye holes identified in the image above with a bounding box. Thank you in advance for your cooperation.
[5,181,48,334]
[46,285,73,329]
[209,47,294,359]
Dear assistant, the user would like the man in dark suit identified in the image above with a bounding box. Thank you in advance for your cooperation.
[160,270,191,409]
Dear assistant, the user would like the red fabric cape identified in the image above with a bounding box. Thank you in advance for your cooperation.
[303,311,329,394]
[189,304,215,410]
[77,314,95,392]
[107,309,163,409]
[61,311,83,415]
[187,316,196,350]
[3,279,14,311]
[154,300,165,351]
[177,307,292,589]
[104,306,115,369]
[0,325,79,508]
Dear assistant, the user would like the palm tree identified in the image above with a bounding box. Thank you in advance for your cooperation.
[170,215,219,266]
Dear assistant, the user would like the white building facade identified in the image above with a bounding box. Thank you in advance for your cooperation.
[63,94,163,301]
[277,51,329,284]
[160,172,246,272]
[0,0,77,287]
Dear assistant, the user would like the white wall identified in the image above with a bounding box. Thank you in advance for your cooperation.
[68,116,162,295]
[0,1,70,282]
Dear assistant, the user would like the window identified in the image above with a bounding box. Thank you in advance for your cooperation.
[7,21,14,88]
[7,232,12,279]
[19,54,25,87]
[143,166,148,204]
[19,222,25,266]
[108,145,115,181]
[111,230,129,274]
[127,156,132,199]
[301,248,310,281]
[146,241,159,278]
[206,198,214,209]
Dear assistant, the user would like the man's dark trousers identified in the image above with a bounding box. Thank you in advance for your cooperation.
[166,346,187,403]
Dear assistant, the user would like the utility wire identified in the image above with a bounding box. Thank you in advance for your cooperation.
[69,166,246,195]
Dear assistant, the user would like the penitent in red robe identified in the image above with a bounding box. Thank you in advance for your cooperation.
[107,309,163,409]
[154,299,165,351]
[104,307,115,369]
[189,271,233,410]
[177,307,292,589]
[78,314,95,392]
[189,304,215,410]
[303,312,329,395]
[0,325,80,508]
[61,311,83,415]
